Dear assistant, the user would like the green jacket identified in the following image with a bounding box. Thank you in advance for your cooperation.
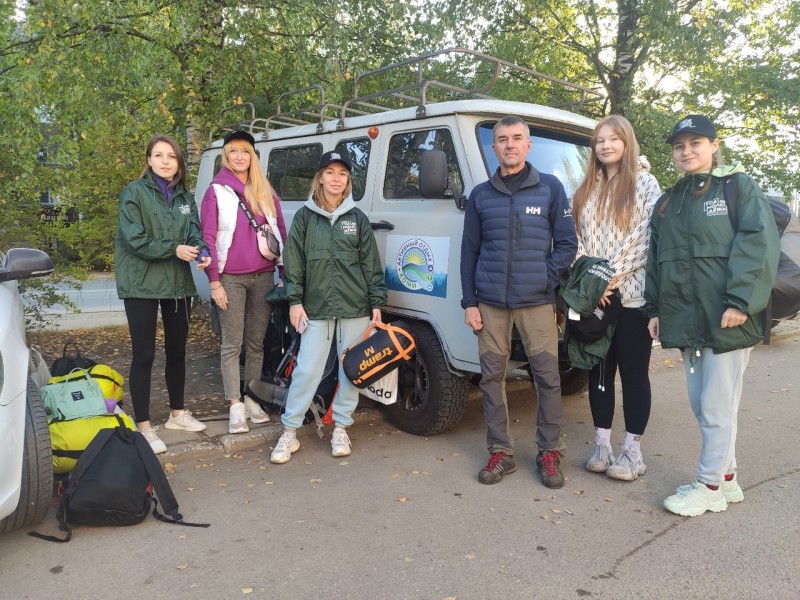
[643,164,780,353]
[115,173,207,299]
[284,196,387,319]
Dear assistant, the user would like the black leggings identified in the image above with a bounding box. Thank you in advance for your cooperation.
[124,298,191,423]
[588,307,652,435]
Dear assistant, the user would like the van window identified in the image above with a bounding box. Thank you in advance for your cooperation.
[267,144,322,200]
[384,129,463,199]
[477,123,591,197]
[333,138,370,202]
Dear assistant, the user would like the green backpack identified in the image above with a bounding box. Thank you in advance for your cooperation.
[41,368,107,423]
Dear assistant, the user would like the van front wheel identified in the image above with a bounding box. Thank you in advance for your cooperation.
[386,321,468,436]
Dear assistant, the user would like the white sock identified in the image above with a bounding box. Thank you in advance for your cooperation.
[625,432,642,453]
[594,427,612,447]
[283,428,296,438]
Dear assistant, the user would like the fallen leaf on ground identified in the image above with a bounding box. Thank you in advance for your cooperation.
[310,479,321,483]
[176,564,188,570]
[186,487,195,491]
[242,588,253,594]
[339,461,350,466]
[397,497,409,502]
[219,483,227,488]
[604,496,613,502]
[164,463,176,473]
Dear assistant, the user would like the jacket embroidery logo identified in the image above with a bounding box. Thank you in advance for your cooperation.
[179,204,191,215]
[526,206,541,215]
[704,198,728,218]
[341,220,358,236]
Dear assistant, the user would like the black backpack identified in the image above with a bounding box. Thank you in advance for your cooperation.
[723,174,800,342]
[50,342,97,377]
[30,425,209,542]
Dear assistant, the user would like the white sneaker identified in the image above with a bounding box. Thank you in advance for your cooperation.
[606,448,647,481]
[331,427,351,458]
[244,396,270,424]
[165,409,207,432]
[664,481,728,517]
[585,443,615,473]
[676,473,744,503]
[271,431,300,464]
[229,402,249,434]
[140,426,167,454]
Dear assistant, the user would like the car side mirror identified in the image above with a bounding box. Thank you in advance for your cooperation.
[419,149,466,210]
[0,248,54,283]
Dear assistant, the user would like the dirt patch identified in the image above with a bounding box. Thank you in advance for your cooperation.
[29,305,227,424]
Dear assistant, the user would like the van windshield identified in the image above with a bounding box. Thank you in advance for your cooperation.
[477,123,591,197]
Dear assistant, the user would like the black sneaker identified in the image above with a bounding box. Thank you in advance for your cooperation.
[536,450,565,489]
[478,451,516,485]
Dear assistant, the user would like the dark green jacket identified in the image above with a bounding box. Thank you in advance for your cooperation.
[643,164,780,353]
[284,196,387,319]
[560,256,618,369]
[115,173,207,299]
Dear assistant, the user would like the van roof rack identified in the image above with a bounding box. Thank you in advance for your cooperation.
[212,48,604,142]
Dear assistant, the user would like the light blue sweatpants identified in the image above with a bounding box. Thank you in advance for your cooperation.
[682,346,752,486]
[281,316,370,430]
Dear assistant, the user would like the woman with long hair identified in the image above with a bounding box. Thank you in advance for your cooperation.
[115,134,210,453]
[201,130,286,434]
[270,151,387,464]
[571,115,661,481]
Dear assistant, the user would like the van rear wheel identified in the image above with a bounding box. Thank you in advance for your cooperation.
[387,321,468,436]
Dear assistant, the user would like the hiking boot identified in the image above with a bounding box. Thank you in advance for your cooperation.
[478,451,516,484]
[270,430,300,464]
[244,396,270,424]
[140,426,167,454]
[536,450,565,489]
[664,481,728,517]
[331,427,352,458]
[228,402,249,434]
[165,409,207,432]
[585,443,615,473]
[676,473,744,504]
[606,448,647,481]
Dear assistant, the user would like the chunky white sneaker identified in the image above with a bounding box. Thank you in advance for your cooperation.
[271,431,300,464]
[140,426,167,454]
[229,402,249,434]
[664,481,728,517]
[331,427,352,458]
[677,473,744,503]
[164,409,207,432]
[606,448,647,481]
[585,443,615,473]
[244,396,270,424]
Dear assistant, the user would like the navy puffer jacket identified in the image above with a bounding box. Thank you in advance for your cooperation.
[460,163,578,309]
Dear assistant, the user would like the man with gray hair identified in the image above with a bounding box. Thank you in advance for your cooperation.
[460,116,577,488]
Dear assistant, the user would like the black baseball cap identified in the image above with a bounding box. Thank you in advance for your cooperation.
[318,150,352,172]
[666,115,717,145]
[571,293,624,343]
[223,130,256,147]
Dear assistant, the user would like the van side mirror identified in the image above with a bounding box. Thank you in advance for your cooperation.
[419,149,466,210]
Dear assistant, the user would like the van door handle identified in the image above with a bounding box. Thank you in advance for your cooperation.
[371,220,394,231]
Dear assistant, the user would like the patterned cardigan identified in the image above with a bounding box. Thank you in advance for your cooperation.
[574,161,661,308]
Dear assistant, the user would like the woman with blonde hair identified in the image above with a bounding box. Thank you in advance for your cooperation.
[270,151,387,463]
[201,130,287,434]
[571,115,661,481]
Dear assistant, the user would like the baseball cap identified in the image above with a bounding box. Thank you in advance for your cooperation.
[666,115,717,145]
[571,293,624,343]
[223,130,256,147]
[318,150,352,172]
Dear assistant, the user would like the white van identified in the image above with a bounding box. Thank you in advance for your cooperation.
[194,49,599,435]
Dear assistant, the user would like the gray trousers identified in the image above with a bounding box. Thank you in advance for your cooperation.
[477,302,565,455]
[218,271,275,402]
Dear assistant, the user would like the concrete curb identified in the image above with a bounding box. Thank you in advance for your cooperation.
[158,422,284,466]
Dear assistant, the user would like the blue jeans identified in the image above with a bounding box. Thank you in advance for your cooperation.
[682,346,751,486]
[281,316,370,430]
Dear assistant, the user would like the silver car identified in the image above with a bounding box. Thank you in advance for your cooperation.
[0,248,54,532]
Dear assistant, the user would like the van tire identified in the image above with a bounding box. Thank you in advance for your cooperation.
[0,379,53,533]
[386,321,468,436]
